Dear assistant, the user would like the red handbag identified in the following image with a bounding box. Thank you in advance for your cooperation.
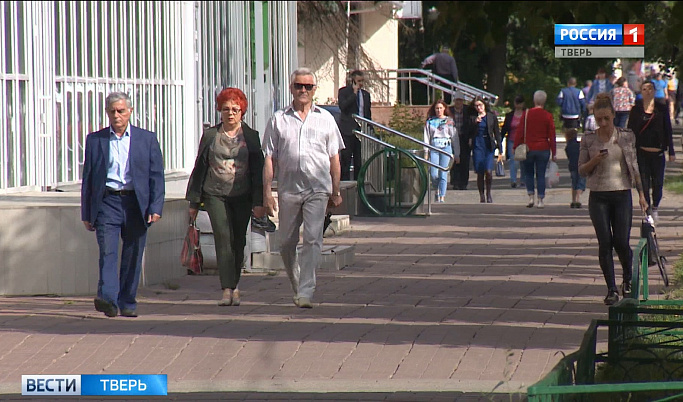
[180,217,203,275]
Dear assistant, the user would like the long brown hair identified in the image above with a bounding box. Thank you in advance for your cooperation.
[427,99,452,118]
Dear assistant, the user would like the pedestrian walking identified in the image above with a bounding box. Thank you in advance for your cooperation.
[627,79,675,222]
[586,68,614,106]
[468,97,503,203]
[449,92,471,190]
[338,70,372,181]
[185,87,266,306]
[564,128,585,208]
[611,77,635,128]
[262,67,345,309]
[424,99,459,203]
[501,95,526,188]
[81,92,165,318]
[513,90,556,209]
[421,46,459,104]
[578,93,648,306]
[556,77,586,130]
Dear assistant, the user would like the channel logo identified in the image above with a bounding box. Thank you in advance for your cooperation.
[22,374,167,396]
[555,24,644,46]
[555,24,622,45]
[623,24,645,45]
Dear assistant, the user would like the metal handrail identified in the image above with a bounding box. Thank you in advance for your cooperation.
[367,68,498,106]
[352,114,454,172]
[353,114,454,215]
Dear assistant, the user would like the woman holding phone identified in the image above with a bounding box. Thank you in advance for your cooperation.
[579,93,648,306]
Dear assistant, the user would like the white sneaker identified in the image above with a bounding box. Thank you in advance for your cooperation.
[537,199,545,209]
[527,195,535,208]
[652,209,659,222]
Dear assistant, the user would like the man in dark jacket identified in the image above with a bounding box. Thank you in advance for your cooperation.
[338,70,372,181]
[421,46,459,104]
[449,92,470,190]
[556,77,586,129]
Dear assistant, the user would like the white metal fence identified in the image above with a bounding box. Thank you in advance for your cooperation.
[0,0,297,192]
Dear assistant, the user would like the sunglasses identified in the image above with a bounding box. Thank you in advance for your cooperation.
[221,107,241,114]
[293,83,316,91]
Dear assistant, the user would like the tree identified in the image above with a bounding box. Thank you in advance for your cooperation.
[406,1,665,105]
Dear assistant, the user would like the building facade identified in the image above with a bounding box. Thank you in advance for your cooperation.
[0,1,297,192]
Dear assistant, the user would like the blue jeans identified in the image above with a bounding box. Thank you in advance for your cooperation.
[614,111,629,128]
[570,170,586,191]
[522,149,551,198]
[95,192,148,311]
[506,140,523,183]
[429,140,453,197]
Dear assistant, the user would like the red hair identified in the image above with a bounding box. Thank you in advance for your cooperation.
[216,88,248,114]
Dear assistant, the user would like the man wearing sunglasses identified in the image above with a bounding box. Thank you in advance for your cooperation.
[262,67,345,309]
[338,70,372,181]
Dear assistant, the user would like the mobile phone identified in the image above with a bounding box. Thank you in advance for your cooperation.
[600,149,608,154]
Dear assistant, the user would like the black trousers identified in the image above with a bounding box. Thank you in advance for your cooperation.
[341,134,362,181]
[451,141,471,189]
[588,190,633,292]
[637,148,665,209]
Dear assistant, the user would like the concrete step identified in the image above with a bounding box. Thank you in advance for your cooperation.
[249,244,355,273]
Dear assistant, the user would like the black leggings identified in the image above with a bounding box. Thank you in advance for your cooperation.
[588,190,633,292]
[637,149,665,209]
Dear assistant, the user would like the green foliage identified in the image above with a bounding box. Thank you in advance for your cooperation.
[673,252,683,288]
[664,174,683,194]
[403,1,675,104]
[377,103,424,151]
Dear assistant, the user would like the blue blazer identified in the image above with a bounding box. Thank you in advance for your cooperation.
[81,125,165,227]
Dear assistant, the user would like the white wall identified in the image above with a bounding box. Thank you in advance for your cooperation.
[298,3,399,106]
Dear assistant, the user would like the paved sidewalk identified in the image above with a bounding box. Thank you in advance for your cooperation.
[1,161,682,401]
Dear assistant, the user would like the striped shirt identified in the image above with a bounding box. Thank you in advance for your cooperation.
[262,104,345,194]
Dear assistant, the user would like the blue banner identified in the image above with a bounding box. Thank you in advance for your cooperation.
[81,374,167,396]
[554,24,623,45]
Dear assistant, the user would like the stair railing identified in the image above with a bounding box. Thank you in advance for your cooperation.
[353,114,454,216]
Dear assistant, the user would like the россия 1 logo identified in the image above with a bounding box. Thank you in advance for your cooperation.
[554,24,644,58]
[555,24,644,46]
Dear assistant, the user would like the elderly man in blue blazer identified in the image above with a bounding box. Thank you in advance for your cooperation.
[81,92,165,318]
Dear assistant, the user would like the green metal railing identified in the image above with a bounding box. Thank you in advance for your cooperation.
[528,233,681,401]
[352,114,454,217]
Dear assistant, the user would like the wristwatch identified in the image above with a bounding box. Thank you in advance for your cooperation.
[333,191,341,196]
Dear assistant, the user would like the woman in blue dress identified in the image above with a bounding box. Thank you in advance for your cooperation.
[468,97,503,203]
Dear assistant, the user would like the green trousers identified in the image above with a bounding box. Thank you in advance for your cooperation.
[202,194,252,290]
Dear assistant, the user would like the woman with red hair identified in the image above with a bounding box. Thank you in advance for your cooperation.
[185,88,266,306]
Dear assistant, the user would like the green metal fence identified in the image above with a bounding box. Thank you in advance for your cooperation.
[527,236,683,401]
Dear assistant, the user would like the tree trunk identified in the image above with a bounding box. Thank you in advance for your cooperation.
[486,42,507,104]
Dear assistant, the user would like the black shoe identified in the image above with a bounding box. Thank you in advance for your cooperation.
[94,298,118,317]
[621,281,632,296]
[120,308,138,317]
[252,215,276,232]
[511,182,517,188]
[604,291,619,305]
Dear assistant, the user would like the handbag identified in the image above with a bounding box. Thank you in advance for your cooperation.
[514,111,529,161]
[495,160,505,177]
[180,217,203,275]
